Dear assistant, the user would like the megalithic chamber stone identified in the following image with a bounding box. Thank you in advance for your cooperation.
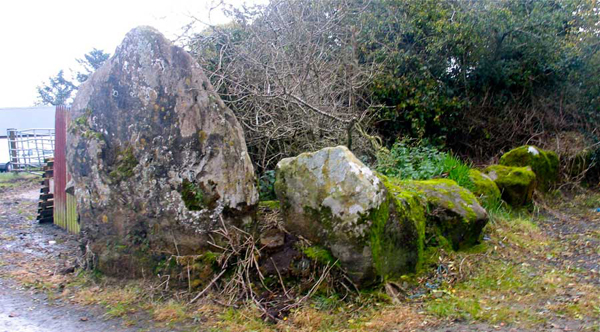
[66,26,258,277]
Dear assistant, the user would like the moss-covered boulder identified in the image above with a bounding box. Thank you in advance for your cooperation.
[375,177,426,280]
[468,169,502,207]
[499,145,559,191]
[275,146,425,285]
[400,179,488,250]
[485,165,536,207]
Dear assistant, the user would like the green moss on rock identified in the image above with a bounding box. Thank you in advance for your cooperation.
[258,200,280,210]
[468,169,502,208]
[499,145,559,191]
[108,147,138,182]
[275,146,434,285]
[303,245,338,266]
[484,165,536,207]
[376,175,426,278]
[180,180,206,211]
[275,146,492,286]
[69,108,104,141]
[399,178,489,250]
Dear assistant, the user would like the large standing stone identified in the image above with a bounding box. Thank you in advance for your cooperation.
[275,146,425,285]
[67,26,258,277]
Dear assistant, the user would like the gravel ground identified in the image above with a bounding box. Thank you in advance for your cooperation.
[0,176,149,331]
[0,277,140,332]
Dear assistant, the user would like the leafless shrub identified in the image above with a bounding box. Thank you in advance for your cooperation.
[187,0,384,172]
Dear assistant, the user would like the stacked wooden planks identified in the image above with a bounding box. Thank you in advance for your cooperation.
[37,158,54,223]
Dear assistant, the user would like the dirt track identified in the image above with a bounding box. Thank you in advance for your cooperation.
[0,277,138,332]
[0,178,143,331]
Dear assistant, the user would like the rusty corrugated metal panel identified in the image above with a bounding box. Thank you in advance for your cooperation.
[54,106,66,230]
[67,192,79,233]
[53,105,79,233]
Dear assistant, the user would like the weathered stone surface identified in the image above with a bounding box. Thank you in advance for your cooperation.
[499,145,559,191]
[275,146,386,283]
[485,165,536,207]
[67,26,258,276]
[401,179,488,250]
[468,169,502,207]
[275,146,425,285]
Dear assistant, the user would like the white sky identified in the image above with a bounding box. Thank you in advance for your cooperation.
[0,0,260,108]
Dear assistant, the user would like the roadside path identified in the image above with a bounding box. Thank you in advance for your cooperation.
[0,178,145,331]
[0,277,137,332]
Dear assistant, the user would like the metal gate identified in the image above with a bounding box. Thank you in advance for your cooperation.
[7,128,55,173]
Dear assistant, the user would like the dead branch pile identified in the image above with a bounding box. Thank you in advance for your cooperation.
[185,215,351,321]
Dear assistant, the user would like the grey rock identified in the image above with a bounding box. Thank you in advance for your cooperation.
[67,26,257,276]
[275,146,387,284]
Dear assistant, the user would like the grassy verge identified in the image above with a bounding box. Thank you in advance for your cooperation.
[423,201,600,329]
[0,172,38,190]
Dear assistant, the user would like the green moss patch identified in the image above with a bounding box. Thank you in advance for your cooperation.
[499,145,559,191]
[69,108,104,140]
[303,246,338,266]
[468,169,502,209]
[180,180,207,211]
[108,147,138,182]
[258,200,280,210]
[485,165,536,207]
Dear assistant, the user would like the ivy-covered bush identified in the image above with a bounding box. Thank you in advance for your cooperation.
[258,170,276,201]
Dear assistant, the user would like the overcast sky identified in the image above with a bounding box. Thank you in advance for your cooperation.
[0,0,260,108]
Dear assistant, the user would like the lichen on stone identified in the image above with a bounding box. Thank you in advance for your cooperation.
[66,26,258,279]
